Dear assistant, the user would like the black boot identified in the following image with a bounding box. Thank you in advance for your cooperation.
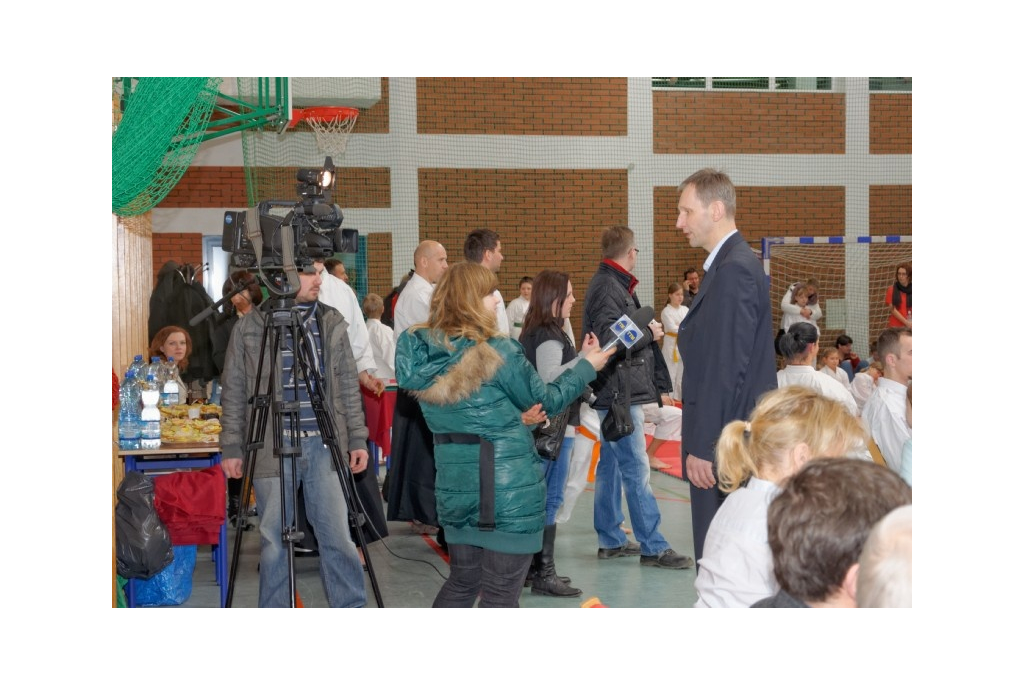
[530,525,581,597]
[525,553,571,587]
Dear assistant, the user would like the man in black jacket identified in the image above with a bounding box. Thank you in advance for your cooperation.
[582,225,694,570]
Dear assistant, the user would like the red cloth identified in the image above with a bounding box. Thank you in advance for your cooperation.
[153,466,226,545]
[361,386,396,456]
[113,369,120,410]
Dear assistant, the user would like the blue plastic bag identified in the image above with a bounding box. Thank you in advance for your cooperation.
[133,545,197,606]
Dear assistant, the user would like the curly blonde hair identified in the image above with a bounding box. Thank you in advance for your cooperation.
[419,261,500,347]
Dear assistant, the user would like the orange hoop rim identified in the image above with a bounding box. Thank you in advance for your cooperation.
[288,106,359,127]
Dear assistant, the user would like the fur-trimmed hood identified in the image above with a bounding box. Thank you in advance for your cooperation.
[398,331,505,406]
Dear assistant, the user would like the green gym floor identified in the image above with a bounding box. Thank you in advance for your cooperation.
[165,466,698,609]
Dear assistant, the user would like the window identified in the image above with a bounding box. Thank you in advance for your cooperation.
[653,77,833,91]
[869,77,912,91]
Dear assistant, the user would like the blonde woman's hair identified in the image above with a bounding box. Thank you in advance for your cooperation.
[419,261,500,347]
[715,386,867,494]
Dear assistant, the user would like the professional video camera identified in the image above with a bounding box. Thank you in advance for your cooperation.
[222,157,358,271]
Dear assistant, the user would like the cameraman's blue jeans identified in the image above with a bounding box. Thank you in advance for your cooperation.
[253,436,366,608]
[593,405,670,557]
[543,436,574,525]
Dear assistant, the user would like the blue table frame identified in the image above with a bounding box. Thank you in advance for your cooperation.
[117,443,227,608]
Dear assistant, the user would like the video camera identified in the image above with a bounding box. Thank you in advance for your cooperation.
[222,157,358,270]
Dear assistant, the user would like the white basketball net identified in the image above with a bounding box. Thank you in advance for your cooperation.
[306,111,359,158]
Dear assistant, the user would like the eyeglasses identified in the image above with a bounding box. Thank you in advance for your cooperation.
[631,247,640,254]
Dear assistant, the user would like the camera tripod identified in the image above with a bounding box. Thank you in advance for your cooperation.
[224,296,384,607]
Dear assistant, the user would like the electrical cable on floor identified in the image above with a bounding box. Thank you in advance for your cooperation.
[353,482,450,582]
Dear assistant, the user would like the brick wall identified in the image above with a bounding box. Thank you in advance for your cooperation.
[652,184,845,288]
[152,233,205,287]
[654,91,845,154]
[870,185,912,235]
[417,78,627,135]
[161,167,248,208]
[150,79,910,335]
[419,168,628,335]
[870,94,912,154]
[365,232,394,299]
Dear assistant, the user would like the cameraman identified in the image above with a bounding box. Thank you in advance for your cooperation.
[220,268,370,607]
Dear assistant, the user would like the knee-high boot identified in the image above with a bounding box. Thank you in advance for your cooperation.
[530,524,581,597]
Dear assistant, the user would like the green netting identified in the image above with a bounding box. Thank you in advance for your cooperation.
[112,77,223,217]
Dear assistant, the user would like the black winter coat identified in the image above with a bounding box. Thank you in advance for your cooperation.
[582,261,672,409]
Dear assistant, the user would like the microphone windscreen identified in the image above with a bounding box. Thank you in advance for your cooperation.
[631,305,656,329]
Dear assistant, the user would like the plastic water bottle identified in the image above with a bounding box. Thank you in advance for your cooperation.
[161,357,183,406]
[128,354,146,380]
[140,372,162,449]
[118,369,142,450]
[146,356,165,388]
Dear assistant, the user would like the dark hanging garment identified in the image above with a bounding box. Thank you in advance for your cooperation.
[148,262,217,385]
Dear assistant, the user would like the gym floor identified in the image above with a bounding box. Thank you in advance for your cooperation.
[164,466,698,609]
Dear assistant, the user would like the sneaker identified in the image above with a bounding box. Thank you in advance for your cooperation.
[597,541,642,559]
[640,548,695,569]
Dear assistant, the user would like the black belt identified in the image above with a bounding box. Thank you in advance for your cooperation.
[433,432,495,531]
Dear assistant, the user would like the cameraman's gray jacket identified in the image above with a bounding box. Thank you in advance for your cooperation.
[219,302,369,479]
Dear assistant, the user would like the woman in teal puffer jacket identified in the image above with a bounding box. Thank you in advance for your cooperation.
[396,262,613,607]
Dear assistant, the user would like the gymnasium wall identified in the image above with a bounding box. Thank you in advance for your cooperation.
[149,77,911,345]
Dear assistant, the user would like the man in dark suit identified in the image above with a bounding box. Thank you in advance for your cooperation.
[675,169,777,567]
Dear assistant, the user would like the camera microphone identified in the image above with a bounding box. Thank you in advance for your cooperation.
[600,305,656,353]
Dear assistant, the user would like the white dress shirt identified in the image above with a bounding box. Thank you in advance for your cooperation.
[317,272,375,374]
[493,290,510,335]
[393,272,434,336]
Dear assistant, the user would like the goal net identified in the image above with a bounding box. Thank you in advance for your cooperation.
[763,236,912,359]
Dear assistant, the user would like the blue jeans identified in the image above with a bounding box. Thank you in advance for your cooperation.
[840,359,869,382]
[543,436,574,525]
[593,405,669,557]
[253,436,366,608]
[433,544,533,607]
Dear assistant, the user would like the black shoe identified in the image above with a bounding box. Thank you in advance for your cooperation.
[294,546,319,558]
[525,569,571,587]
[531,572,582,598]
[639,548,694,569]
[597,541,641,559]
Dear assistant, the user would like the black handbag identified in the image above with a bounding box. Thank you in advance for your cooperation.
[534,409,570,460]
[601,399,634,442]
[600,352,634,442]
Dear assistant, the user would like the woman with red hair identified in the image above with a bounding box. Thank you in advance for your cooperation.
[149,325,192,372]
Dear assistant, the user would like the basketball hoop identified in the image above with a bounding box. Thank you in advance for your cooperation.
[289,106,359,158]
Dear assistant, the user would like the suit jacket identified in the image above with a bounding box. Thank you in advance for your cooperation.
[677,231,777,463]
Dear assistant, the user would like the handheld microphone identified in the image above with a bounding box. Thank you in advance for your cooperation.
[600,305,656,353]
